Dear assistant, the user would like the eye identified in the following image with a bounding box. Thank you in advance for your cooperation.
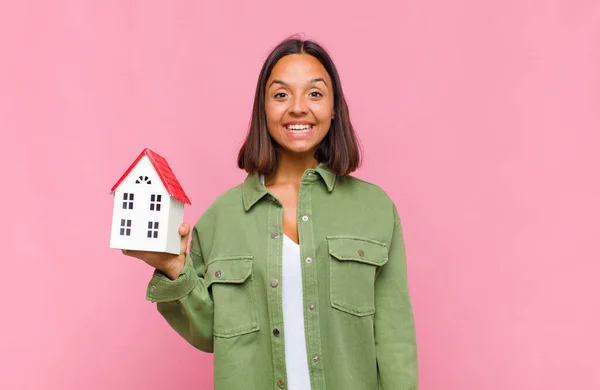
[274,92,287,99]
[309,91,323,98]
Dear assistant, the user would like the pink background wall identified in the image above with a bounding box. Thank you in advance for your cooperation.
[1,1,599,389]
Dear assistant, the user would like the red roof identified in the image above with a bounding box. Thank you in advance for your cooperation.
[111,148,191,205]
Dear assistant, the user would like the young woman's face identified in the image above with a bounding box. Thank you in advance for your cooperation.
[265,54,335,156]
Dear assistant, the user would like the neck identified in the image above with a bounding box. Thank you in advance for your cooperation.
[268,149,319,185]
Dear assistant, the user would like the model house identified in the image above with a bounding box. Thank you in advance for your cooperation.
[109,148,191,254]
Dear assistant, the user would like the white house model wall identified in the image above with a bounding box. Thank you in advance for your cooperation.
[109,154,185,254]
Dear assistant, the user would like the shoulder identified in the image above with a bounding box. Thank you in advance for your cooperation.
[336,174,401,224]
[193,183,245,229]
[337,174,394,203]
[210,183,245,208]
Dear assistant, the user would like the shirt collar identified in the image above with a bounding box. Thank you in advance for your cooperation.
[242,163,337,211]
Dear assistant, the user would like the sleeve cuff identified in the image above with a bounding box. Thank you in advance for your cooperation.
[145,255,198,303]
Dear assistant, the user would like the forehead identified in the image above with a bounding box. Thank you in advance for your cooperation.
[268,54,331,84]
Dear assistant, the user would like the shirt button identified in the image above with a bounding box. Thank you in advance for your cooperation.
[150,285,156,291]
[309,304,315,311]
[357,249,365,256]
[270,279,279,288]
[306,257,312,263]
[307,172,314,176]
[215,270,223,277]
[271,232,280,239]
[273,328,280,337]
[302,215,309,222]
[313,355,319,362]
[278,379,285,388]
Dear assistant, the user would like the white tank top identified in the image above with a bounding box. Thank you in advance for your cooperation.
[261,175,312,389]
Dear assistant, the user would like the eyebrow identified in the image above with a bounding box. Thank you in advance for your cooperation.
[268,77,328,89]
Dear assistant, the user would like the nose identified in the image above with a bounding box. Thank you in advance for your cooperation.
[290,94,308,115]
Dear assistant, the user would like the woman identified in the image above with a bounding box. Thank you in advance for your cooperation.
[123,37,418,390]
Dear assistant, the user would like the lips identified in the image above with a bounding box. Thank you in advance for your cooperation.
[282,122,315,139]
[285,124,314,132]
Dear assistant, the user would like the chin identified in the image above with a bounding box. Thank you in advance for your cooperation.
[281,142,318,155]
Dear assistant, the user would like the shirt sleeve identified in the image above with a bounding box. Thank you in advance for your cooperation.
[144,225,215,353]
[145,255,199,302]
[374,204,419,389]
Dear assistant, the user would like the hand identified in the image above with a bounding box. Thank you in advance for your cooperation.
[122,222,190,280]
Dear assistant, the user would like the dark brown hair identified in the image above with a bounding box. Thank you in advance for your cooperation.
[237,36,361,176]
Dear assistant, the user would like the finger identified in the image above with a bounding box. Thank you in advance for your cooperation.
[180,222,190,255]
[122,249,145,260]
[122,249,138,257]
[178,222,190,236]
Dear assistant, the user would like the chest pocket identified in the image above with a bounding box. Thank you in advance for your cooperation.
[205,256,260,338]
[327,236,388,317]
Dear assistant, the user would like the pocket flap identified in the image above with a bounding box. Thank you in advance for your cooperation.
[205,256,253,286]
[327,236,388,266]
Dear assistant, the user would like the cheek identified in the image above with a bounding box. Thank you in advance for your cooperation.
[310,99,334,122]
[265,101,286,122]
[264,103,284,137]
[313,107,334,124]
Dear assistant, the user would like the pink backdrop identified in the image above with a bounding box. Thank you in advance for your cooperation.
[1,1,599,389]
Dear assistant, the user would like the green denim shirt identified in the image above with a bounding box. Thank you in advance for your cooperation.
[146,164,418,390]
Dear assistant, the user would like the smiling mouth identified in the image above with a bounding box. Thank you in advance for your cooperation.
[285,124,314,133]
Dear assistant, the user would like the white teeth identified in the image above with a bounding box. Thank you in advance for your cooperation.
[286,124,313,132]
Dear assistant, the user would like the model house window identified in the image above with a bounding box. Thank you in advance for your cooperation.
[120,219,131,236]
[136,175,152,184]
[122,193,134,209]
[150,194,162,211]
[147,222,159,238]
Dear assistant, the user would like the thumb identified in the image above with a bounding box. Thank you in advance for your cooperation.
[179,222,190,255]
